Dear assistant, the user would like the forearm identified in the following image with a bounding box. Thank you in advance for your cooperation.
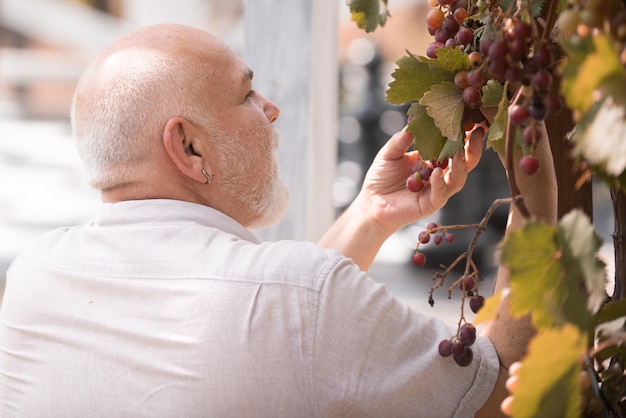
[317,194,391,271]
[477,126,557,416]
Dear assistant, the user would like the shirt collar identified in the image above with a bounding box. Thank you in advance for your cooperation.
[93,199,261,244]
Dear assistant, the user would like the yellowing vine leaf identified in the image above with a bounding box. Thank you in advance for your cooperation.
[500,214,594,334]
[407,103,447,161]
[387,54,454,105]
[417,47,469,74]
[420,82,464,142]
[512,325,586,418]
[474,289,508,325]
[560,34,626,114]
[347,0,389,33]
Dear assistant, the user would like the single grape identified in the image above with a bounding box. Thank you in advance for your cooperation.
[529,103,547,121]
[469,295,485,313]
[505,65,524,84]
[453,344,473,367]
[454,70,470,89]
[479,37,494,56]
[438,339,453,357]
[426,8,446,30]
[411,251,427,267]
[468,51,482,67]
[467,69,485,87]
[406,172,425,192]
[459,323,477,346]
[458,274,475,291]
[463,85,482,108]
[445,38,457,48]
[508,38,527,61]
[544,95,563,115]
[420,166,434,181]
[444,233,455,243]
[418,230,431,244]
[488,39,508,61]
[427,0,439,7]
[522,124,542,146]
[434,234,444,245]
[427,222,439,231]
[435,28,451,44]
[443,14,460,35]
[489,60,508,82]
[520,155,539,175]
[513,20,532,39]
[426,41,445,58]
[532,44,552,69]
[455,27,473,46]
[532,69,552,92]
[509,104,530,125]
[453,7,468,23]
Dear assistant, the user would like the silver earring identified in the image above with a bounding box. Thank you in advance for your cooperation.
[201,169,212,184]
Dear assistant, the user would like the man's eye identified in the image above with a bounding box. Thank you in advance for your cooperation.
[245,90,255,100]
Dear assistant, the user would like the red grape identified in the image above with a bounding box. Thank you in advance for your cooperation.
[439,339,453,357]
[520,155,539,175]
[411,252,427,267]
[469,295,485,313]
[463,85,482,108]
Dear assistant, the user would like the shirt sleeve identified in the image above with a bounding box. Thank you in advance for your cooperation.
[311,257,499,418]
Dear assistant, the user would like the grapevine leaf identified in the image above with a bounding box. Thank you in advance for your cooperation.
[481,80,504,108]
[511,325,586,418]
[560,34,626,113]
[406,103,447,161]
[418,47,469,74]
[572,94,626,180]
[420,82,464,142]
[437,132,465,160]
[486,82,510,154]
[557,209,607,315]
[387,54,454,105]
[474,289,507,325]
[346,0,389,33]
[595,298,626,325]
[500,221,562,329]
[500,217,594,333]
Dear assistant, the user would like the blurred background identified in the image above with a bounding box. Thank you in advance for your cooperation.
[0,0,614,328]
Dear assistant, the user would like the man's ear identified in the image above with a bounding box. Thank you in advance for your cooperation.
[162,117,211,184]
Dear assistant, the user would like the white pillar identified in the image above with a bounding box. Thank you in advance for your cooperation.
[244,0,338,242]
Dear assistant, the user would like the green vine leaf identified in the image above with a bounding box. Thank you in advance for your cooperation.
[420,82,465,143]
[557,209,607,315]
[500,213,596,334]
[417,47,469,74]
[346,0,389,33]
[406,103,447,161]
[486,81,510,155]
[595,298,626,325]
[481,80,504,108]
[512,325,586,418]
[387,54,454,105]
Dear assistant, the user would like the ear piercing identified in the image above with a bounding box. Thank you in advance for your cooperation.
[201,169,212,184]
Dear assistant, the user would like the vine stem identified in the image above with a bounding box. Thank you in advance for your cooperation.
[504,87,531,219]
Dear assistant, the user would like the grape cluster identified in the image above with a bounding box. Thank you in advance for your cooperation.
[406,158,449,193]
[410,222,455,267]
[424,0,566,176]
[438,322,477,367]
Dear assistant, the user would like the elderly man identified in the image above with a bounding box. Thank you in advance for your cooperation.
[0,24,554,417]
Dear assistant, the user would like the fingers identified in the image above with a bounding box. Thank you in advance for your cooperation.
[465,127,485,172]
[377,127,413,160]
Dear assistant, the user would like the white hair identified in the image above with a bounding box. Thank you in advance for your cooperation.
[70,49,215,190]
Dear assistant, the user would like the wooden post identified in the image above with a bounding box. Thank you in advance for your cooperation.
[243,0,338,242]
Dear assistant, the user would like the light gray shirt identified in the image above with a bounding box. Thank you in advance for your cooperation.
[0,199,498,417]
